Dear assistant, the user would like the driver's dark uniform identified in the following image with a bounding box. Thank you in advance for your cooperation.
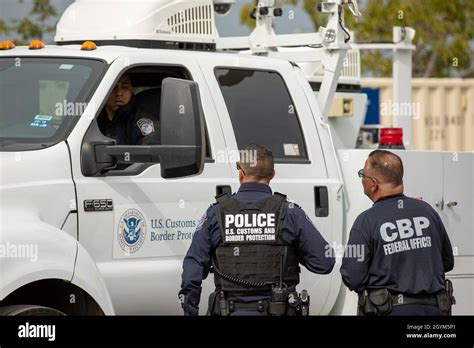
[97,96,159,145]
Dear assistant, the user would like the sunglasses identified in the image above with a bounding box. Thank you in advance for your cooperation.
[357,169,378,183]
[236,162,246,176]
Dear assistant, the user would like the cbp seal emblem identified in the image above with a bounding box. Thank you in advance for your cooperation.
[137,118,155,136]
[118,208,146,253]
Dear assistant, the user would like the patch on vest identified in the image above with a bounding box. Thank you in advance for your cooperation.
[137,118,155,136]
[223,213,277,243]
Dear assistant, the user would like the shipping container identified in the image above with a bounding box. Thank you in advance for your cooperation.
[362,78,474,151]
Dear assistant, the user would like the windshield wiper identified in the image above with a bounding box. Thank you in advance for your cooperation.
[0,140,18,147]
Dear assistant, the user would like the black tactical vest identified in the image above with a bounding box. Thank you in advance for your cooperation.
[213,193,300,295]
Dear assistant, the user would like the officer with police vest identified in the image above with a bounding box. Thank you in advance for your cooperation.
[179,144,335,316]
[341,150,455,316]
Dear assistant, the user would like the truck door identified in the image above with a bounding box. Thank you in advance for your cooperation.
[198,56,344,314]
[70,53,235,315]
[441,152,473,315]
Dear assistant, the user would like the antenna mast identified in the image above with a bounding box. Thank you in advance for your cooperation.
[217,0,362,121]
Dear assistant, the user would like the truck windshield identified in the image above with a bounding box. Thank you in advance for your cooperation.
[0,57,106,151]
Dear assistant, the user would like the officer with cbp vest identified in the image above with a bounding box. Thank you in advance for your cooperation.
[179,144,335,316]
[341,150,455,316]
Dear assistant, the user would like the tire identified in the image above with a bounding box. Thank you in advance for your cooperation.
[0,305,66,316]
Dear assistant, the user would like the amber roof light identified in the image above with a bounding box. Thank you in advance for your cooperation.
[28,40,45,50]
[0,40,16,50]
[81,41,97,51]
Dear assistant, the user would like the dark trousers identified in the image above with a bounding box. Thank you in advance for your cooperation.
[389,304,442,316]
[230,309,268,316]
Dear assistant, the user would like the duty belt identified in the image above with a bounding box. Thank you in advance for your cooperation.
[391,293,438,307]
[228,300,269,313]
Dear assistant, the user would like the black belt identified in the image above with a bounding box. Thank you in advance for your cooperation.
[391,294,438,307]
[228,300,269,313]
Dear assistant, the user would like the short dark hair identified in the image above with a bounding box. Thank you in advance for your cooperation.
[120,72,132,84]
[368,150,404,186]
[239,144,274,181]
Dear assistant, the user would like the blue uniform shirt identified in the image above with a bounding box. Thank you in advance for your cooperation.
[340,193,454,295]
[179,182,335,315]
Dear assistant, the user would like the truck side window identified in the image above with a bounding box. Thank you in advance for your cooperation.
[98,66,212,159]
[215,68,307,161]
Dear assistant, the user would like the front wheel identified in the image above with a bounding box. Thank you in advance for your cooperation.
[0,305,66,316]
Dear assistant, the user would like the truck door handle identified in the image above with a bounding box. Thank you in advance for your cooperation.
[216,185,232,197]
[314,186,329,217]
[446,201,458,208]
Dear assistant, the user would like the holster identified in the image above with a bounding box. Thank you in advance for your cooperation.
[268,286,288,316]
[207,291,220,316]
[281,290,310,316]
[358,289,392,316]
[436,279,456,316]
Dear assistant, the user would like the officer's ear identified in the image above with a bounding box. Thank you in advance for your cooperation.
[238,169,245,183]
[370,179,379,193]
[270,169,275,181]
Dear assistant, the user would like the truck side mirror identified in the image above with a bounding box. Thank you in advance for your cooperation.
[159,78,206,178]
[81,78,206,178]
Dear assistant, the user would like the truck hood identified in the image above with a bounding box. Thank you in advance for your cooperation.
[0,142,77,229]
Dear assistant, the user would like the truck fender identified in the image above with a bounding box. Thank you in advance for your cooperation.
[0,215,77,300]
[71,243,115,315]
[0,214,114,314]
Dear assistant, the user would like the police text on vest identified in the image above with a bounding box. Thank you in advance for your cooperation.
[224,213,276,242]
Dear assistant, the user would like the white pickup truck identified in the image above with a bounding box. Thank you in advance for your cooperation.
[0,0,472,316]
